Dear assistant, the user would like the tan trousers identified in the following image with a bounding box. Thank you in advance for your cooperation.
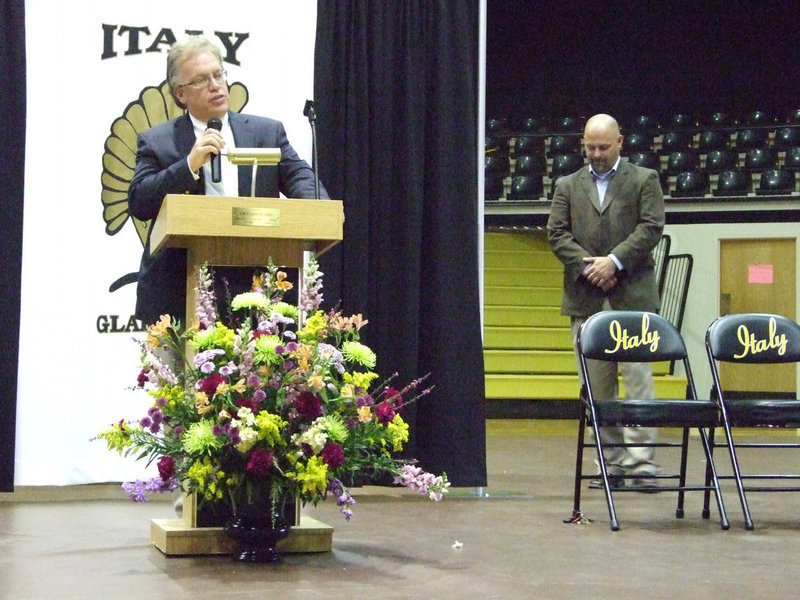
[571,300,659,476]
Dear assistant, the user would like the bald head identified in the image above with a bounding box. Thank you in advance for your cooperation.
[583,113,623,174]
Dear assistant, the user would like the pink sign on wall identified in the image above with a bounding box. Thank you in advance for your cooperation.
[748,264,774,284]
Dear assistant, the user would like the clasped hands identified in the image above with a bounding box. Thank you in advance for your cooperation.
[582,256,617,292]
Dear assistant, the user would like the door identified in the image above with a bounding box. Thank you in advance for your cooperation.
[719,238,796,394]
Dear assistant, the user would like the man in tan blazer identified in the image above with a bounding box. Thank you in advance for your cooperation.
[547,113,665,489]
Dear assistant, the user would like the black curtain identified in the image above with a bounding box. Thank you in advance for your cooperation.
[314,1,486,486]
[0,0,25,492]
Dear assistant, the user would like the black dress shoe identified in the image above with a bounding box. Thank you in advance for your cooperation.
[589,474,625,489]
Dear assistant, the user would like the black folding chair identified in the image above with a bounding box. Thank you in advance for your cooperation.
[705,313,800,530]
[570,310,729,531]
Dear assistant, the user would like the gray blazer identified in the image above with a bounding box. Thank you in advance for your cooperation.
[128,111,328,324]
[546,160,665,317]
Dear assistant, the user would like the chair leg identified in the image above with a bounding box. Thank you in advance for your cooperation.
[722,423,754,530]
[675,427,690,519]
[701,427,715,519]
[697,426,730,530]
[590,421,620,531]
[571,409,587,516]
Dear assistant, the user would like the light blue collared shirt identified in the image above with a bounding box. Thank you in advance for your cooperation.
[589,156,623,270]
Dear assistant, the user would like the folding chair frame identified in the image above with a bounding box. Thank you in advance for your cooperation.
[569,311,729,531]
[704,313,800,530]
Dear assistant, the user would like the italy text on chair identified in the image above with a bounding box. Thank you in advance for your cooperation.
[570,311,729,531]
[705,313,800,530]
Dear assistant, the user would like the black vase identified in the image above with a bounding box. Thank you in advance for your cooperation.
[223,497,294,563]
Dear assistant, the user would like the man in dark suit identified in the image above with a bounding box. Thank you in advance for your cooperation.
[129,36,327,325]
[547,113,665,489]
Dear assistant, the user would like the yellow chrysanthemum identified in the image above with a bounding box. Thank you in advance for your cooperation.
[386,414,410,452]
[287,456,328,497]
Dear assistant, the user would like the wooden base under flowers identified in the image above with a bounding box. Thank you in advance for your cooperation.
[150,515,333,556]
[150,493,333,556]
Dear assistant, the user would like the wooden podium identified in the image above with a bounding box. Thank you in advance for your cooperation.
[147,194,343,556]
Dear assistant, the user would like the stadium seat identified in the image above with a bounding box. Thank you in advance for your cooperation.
[773,127,800,149]
[697,130,729,152]
[627,152,660,171]
[554,116,582,133]
[672,170,709,197]
[783,147,800,170]
[661,131,693,154]
[708,112,731,128]
[514,135,544,157]
[485,154,510,177]
[484,173,505,201]
[625,132,652,152]
[713,169,752,196]
[630,114,659,135]
[705,149,738,173]
[745,110,771,126]
[486,118,508,136]
[513,154,544,176]
[667,113,693,130]
[735,128,769,150]
[486,136,508,157]
[548,134,581,156]
[756,168,796,195]
[550,153,585,179]
[507,174,544,200]
[519,117,542,134]
[666,151,699,176]
[743,147,777,171]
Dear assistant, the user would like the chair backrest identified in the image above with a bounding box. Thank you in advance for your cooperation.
[627,152,660,171]
[784,147,800,170]
[550,153,585,178]
[659,254,693,332]
[666,150,699,175]
[743,147,777,171]
[652,234,671,297]
[625,132,653,152]
[758,168,795,194]
[714,169,752,196]
[698,130,729,152]
[485,154,510,176]
[577,311,688,363]
[736,128,770,151]
[513,154,544,176]
[514,135,544,157]
[673,171,709,197]
[705,149,738,173]
[706,313,800,364]
[661,132,693,154]
[507,174,544,200]
[774,126,800,149]
[549,134,581,155]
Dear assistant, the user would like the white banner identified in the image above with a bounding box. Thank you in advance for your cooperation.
[17,1,318,485]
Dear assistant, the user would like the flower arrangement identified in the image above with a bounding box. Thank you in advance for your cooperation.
[98,257,449,523]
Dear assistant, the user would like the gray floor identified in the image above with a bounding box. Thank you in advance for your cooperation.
[3,419,800,599]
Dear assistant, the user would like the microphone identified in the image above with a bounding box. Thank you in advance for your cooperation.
[206,117,223,183]
[303,100,320,198]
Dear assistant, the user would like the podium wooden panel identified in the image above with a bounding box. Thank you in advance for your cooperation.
[147,194,343,555]
[150,195,343,323]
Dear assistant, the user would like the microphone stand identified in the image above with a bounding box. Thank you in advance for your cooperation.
[303,99,320,199]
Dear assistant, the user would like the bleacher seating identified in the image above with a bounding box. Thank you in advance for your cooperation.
[485,111,800,202]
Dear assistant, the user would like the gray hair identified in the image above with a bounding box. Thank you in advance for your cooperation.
[166,36,223,104]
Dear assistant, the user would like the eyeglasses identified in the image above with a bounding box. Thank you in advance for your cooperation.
[176,70,227,90]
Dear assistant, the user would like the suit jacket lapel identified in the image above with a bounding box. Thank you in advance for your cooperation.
[578,169,602,213]
[229,112,254,196]
[601,161,630,212]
